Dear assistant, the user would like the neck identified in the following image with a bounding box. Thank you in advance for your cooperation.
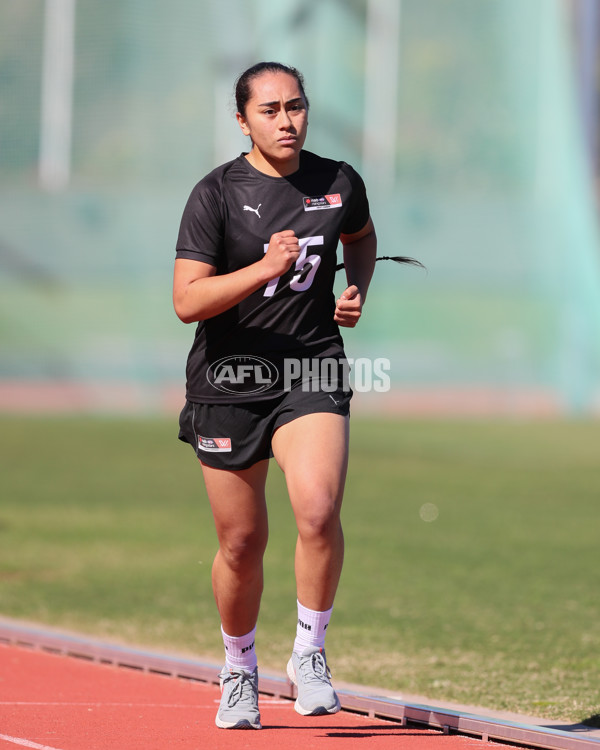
[245,148,300,177]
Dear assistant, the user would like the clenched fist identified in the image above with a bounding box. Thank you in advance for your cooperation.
[334,285,363,328]
[262,230,300,279]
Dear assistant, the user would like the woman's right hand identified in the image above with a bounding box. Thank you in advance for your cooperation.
[262,230,300,278]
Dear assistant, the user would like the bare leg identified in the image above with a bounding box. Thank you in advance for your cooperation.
[271,413,349,611]
[201,460,269,636]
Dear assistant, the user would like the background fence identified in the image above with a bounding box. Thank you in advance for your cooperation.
[2,0,600,414]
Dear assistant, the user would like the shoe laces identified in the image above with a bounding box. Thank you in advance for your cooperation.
[222,669,258,708]
[298,650,332,684]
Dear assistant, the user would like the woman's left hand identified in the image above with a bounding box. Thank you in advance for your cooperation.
[334,285,363,328]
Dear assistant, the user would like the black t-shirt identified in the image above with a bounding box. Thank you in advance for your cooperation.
[176,149,370,403]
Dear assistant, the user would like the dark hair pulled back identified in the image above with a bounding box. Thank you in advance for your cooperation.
[235,62,309,117]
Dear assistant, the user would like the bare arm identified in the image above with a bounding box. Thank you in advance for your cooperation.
[173,230,301,323]
[334,217,377,328]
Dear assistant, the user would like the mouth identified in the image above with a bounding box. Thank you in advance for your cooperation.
[278,135,297,146]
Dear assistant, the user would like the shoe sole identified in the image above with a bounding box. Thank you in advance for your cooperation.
[286,658,341,716]
[215,716,262,730]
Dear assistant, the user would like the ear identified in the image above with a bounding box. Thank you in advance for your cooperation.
[236,111,250,137]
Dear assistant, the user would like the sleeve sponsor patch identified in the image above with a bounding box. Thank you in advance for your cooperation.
[303,194,342,211]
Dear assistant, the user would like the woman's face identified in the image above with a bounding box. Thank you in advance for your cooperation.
[236,71,308,176]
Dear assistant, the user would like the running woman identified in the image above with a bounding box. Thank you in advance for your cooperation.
[173,61,377,730]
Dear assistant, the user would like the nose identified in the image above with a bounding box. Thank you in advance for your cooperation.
[277,108,293,129]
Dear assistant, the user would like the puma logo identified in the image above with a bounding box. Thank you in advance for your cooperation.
[243,203,261,219]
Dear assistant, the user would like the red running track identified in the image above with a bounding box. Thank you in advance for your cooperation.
[0,644,502,750]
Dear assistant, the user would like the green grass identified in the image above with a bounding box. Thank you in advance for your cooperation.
[0,415,599,725]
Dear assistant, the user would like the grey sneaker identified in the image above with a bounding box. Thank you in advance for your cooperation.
[215,666,261,729]
[286,646,341,716]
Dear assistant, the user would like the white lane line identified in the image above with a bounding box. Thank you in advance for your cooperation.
[0,702,202,708]
[0,734,65,750]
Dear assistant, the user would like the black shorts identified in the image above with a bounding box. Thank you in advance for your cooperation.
[178,384,351,471]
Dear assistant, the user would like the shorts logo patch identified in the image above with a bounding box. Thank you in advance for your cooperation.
[303,194,342,211]
[198,436,232,452]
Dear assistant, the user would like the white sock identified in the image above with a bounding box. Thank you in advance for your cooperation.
[221,625,257,672]
[293,600,333,654]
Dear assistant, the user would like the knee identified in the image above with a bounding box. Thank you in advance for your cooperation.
[219,527,268,572]
[296,497,341,543]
